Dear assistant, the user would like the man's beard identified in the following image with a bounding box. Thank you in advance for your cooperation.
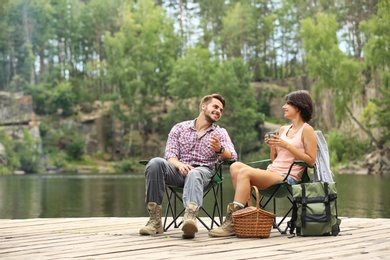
[205,109,218,123]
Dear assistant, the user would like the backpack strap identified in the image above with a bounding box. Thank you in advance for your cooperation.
[300,183,307,228]
[324,182,331,222]
[332,187,341,236]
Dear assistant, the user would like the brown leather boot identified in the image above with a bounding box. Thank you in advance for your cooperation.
[139,202,163,235]
[208,203,238,237]
[181,202,199,239]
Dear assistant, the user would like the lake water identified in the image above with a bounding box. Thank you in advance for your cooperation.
[0,172,389,219]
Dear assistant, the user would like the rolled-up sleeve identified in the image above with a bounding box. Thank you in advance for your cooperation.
[164,124,180,160]
[218,128,238,161]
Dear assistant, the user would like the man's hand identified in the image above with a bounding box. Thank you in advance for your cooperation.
[178,163,194,177]
[209,134,221,153]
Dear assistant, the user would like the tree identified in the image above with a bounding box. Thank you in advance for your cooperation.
[220,2,251,59]
[209,58,263,159]
[167,46,216,99]
[104,0,179,158]
[300,13,384,149]
[360,0,390,148]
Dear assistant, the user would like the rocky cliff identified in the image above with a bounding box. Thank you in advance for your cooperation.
[0,82,388,175]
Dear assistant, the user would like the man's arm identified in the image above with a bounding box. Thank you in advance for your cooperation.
[217,128,238,161]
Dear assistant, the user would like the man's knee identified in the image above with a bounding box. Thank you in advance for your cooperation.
[145,157,165,176]
[147,157,165,166]
[186,169,211,187]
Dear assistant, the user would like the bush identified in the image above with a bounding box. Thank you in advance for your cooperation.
[65,139,85,160]
[115,158,135,173]
[14,130,41,173]
[0,131,20,174]
[326,130,371,165]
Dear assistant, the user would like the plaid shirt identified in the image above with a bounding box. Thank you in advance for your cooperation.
[165,119,237,169]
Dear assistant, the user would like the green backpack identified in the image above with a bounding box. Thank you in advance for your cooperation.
[288,182,341,236]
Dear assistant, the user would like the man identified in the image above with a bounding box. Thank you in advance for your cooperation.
[139,94,237,239]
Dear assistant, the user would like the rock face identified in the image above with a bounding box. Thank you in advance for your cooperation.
[0,92,40,137]
[0,90,388,175]
[0,92,42,174]
[339,148,390,175]
[0,92,34,125]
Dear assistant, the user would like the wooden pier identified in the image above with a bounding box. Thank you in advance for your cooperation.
[1,217,389,259]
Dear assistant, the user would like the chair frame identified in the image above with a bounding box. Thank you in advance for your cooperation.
[248,159,312,234]
[140,159,233,232]
[164,160,236,231]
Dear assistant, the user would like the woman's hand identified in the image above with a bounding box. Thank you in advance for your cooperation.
[265,133,282,147]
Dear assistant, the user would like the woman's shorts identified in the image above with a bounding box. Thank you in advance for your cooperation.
[278,174,298,185]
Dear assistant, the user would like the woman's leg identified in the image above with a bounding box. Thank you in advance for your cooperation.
[229,162,247,190]
[233,167,284,205]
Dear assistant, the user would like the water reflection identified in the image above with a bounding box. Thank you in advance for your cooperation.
[0,172,389,219]
[0,174,147,218]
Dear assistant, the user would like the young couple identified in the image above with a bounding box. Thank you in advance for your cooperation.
[139,91,317,239]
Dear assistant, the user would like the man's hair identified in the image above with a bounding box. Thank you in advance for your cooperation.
[199,94,226,111]
[285,90,314,122]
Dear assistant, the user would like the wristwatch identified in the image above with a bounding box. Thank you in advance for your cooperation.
[216,146,225,154]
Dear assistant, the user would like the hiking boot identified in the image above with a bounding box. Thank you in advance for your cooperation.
[208,203,238,237]
[139,202,163,235]
[181,202,199,239]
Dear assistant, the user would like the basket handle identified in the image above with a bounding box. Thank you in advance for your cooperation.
[247,186,260,209]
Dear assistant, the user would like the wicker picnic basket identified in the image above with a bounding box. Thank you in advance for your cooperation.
[232,186,276,238]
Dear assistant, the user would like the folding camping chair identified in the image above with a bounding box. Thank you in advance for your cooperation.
[247,159,312,234]
[139,159,234,232]
[248,130,332,234]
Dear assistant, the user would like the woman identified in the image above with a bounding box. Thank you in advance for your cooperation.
[209,90,317,237]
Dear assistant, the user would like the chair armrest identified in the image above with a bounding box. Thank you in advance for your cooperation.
[246,159,272,166]
[140,159,236,168]
[139,160,149,165]
[293,160,313,168]
[221,159,236,166]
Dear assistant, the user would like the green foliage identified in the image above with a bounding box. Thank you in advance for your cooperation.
[208,59,264,157]
[115,158,135,173]
[103,0,179,156]
[372,85,390,145]
[0,131,20,174]
[168,47,216,98]
[360,0,390,71]
[27,83,49,114]
[0,129,41,174]
[301,13,362,123]
[50,151,67,168]
[165,58,263,158]
[27,81,75,116]
[220,2,255,58]
[14,130,41,173]
[39,122,49,138]
[65,139,84,160]
[40,121,85,161]
[326,130,371,165]
[0,0,387,168]
[161,105,196,136]
[360,0,390,146]
[57,127,85,160]
[51,82,75,117]
[361,101,377,128]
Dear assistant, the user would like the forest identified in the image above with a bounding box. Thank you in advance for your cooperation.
[0,0,389,174]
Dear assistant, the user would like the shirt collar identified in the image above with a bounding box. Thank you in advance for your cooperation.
[191,118,216,132]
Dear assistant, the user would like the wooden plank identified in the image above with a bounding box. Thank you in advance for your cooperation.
[1,217,389,259]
